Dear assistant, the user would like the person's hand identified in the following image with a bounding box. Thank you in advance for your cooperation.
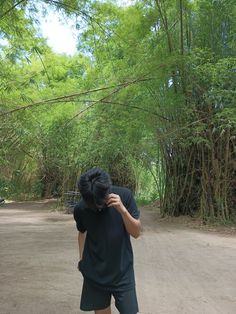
[106,193,127,214]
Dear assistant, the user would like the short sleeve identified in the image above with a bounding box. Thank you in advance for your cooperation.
[124,189,140,219]
[73,204,87,233]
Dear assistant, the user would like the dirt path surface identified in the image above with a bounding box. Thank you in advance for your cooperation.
[0,200,236,314]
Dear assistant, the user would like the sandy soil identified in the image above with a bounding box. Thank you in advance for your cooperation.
[0,200,236,314]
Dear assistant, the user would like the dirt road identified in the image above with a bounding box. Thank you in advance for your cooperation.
[0,200,236,314]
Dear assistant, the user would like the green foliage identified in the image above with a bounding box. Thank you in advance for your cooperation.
[0,0,235,222]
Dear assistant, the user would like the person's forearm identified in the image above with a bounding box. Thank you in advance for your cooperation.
[106,193,141,238]
[78,231,87,259]
[120,207,141,239]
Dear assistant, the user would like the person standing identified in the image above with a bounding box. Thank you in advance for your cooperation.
[73,168,141,314]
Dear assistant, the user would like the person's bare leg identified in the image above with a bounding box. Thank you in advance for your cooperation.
[95,306,111,314]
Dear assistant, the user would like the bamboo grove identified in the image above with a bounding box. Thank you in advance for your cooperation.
[0,0,235,222]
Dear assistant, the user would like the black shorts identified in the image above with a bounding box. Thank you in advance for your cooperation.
[80,279,139,314]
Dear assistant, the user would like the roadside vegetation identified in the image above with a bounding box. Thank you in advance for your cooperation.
[0,0,235,223]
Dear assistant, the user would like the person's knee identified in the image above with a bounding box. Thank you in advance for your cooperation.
[95,305,111,314]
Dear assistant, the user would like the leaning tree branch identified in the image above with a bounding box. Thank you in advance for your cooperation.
[0,0,27,20]
[62,78,142,127]
[0,77,151,117]
[58,99,170,121]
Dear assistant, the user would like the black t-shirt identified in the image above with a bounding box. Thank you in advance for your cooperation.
[73,185,140,291]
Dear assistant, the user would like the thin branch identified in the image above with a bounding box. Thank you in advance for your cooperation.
[62,79,138,127]
[156,117,208,142]
[95,100,170,121]
[55,98,170,121]
[33,47,51,84]
[0,78,151,117]
[43,0,129,47]
[155,0,173,53]
[0,0,27,19]
[180,0,184,56]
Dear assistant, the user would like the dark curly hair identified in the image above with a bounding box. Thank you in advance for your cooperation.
[78,168,112,208]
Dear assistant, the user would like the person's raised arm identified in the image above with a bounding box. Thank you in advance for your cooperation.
[107,193,141,239]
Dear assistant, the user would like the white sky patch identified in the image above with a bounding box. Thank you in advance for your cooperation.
[38,0,135,55]
[117,0,135,6]
[0,37,8,46]
[40,10,78,55]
